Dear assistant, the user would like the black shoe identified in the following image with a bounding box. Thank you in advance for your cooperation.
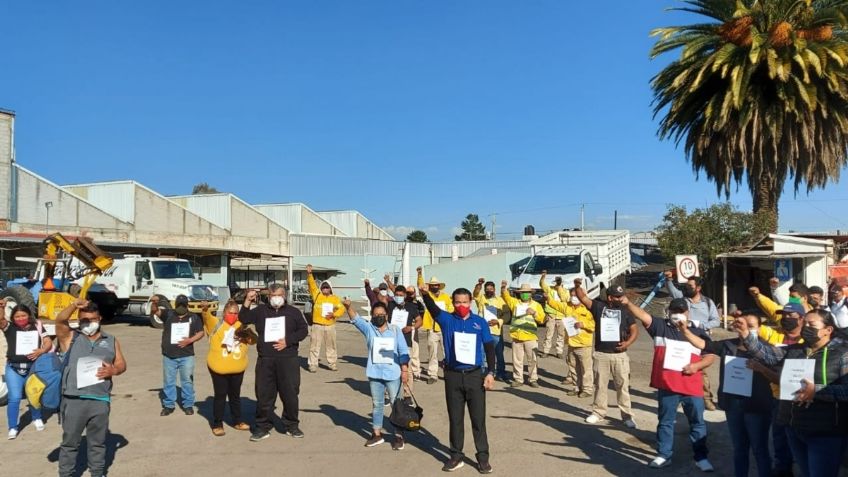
[286,427,305,438]
[364,432,385,447]
[183,407,194,416]
[443,457,465,472]
[478,460,493,474]
[250,430,271,442]
[392,434,405,451]
[160,407,175,417]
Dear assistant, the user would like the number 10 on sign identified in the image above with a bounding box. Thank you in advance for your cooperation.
[675,255,700,284]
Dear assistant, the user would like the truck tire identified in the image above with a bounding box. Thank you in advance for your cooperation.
[149,295,169,329]
[0,286,38,316]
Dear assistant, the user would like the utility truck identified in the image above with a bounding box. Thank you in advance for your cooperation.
[511,230,631,300]
[86,256,219,328]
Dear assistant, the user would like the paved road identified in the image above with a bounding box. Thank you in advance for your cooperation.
[1,313,744,477]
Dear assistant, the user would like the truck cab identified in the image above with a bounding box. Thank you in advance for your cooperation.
[511,248,606,300]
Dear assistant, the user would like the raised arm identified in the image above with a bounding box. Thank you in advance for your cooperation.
[769,277,789,306]
[572,278,593,309]
[416,267,424,288]
[473,278,484,301]
[740,320,786,366]
[384,274,395,289]
[664,271,683,299]
[238,289,260,325]
[749,286,780,323]
[419,283,445,323]
[364,279,377,306]
[500,280,518,310]
[539,271,551,296]
[55,298,86,352]
[306,264,319,300]
[624,299,653,328]
[674,320,708,350]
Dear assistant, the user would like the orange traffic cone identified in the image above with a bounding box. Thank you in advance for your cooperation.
[43,277,56,291]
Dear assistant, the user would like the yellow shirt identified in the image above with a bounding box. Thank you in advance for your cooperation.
[502,290,545,341]
[203,311,255,375]
[417,274,453,332]
[473,292,508,336]
[544,289,595,348]
[308,274,345,326]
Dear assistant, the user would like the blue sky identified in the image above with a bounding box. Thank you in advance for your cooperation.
[2,1,848,240]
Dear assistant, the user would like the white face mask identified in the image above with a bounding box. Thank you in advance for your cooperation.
[80,320,100,336]
[270,296,286,308]
[570,296,580,306]
[669,313,687,325]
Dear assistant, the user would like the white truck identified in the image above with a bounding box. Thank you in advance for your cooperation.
[86,255,219,328]
[511,230,631,300]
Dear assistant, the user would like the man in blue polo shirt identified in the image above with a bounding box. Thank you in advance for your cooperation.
[420,283,496,474]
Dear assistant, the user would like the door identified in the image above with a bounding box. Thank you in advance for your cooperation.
[130,261,154,299]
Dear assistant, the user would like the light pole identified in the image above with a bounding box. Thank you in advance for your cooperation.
[44,201,53,235]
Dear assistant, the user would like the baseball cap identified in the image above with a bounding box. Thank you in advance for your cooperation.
[808,286,824,295]
[668,298,689,313]
[607,285,626,297]
[776,303,805,316]
[175,295,189,307]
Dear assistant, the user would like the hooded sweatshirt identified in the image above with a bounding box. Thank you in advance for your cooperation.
[308,274,345,326]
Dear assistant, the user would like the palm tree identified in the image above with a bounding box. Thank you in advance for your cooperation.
[651,0,848,229]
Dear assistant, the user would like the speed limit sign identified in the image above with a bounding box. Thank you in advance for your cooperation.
[675,255,700,284]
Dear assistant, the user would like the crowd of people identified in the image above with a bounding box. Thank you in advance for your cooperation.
[2,264,848,476]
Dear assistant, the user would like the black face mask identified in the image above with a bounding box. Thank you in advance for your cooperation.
[175,305,189,316]
[405,296,415,303]
[801,326,821,345]
[808,298,820,308]
[485,291,495,299]
[429,287,440,294]
[371,315,387,327]
[682,285,697,299]
[782,317,800,332]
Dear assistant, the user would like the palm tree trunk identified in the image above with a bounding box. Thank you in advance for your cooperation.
[752,174,780,233]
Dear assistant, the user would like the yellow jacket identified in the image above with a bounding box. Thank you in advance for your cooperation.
[418,274,454,332]
[473,292,508,336]
[502,290,545,341]
[308,274,345,326]
[203,311,256,375]
[540,279,568,318]
[544,289,595,348]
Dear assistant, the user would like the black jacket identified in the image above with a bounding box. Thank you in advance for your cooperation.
[239,303,309,358]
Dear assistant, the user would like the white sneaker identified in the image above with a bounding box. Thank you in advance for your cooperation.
[695,459,714,472]
[34,419,45,431]
[7,429,18,440]
[648,456,670,468]
[584,414,603,424]
[624,419,637,429]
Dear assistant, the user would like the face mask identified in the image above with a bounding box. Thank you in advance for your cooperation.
[485,290,495,299]
[429,287,440,295]
[570,296,581,306]
[80,320,100,336]
[808,298,820,308]
[371,315,387,327]
[789,296,802,305]
[669,313,687,325]
[175,306,189,316]
[379,290,389,297]
[224,313,238,326]
[405,295,415,303]
[270,296,285,308]
[520,292,531,301]
[682,285,697,299]
[781,317,799,331]
[801,326,821,345]
[13,318,29,328]
[454,305,471,317]
[832,295,844,306]
[394,296,405,305]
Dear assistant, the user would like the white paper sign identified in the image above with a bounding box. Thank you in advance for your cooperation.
[663,339,694,371]
[372,336,395,364]
[264,317,286,342]
[515,304,529,317]
[42,323,56,336]
[221,327,236,349]
[454,332,477,365]
[564,317,579,337]
[780,359,815,401]
[483,307,498,322]
[723,356,753,397]
[436,301,447,311]
[76,356,104,389]
[391,309,409,329]
[321,303,335,317]
[170,322,190,345]
[600,309,621,342]
[15,330,39,355]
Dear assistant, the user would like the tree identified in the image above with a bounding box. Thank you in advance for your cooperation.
[651,0,848,231]
[406,230,429,243]
[655,203,773,276]
[192,182,220,195]
[455,214,487,241]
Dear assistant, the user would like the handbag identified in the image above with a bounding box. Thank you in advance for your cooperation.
[389,384,423,431]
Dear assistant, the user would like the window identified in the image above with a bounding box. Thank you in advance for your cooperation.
[583,254,595,275]
[524,255,580,275]
[135,262,151,280]
[151,261,195,279]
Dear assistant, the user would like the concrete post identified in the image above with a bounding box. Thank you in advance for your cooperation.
[0,110,14,229]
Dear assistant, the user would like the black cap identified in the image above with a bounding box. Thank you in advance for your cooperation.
[668,298,689,312]
[808,286,824,295]
[175,295,189,307]
[607,285,626,297]
[378,283,388,290]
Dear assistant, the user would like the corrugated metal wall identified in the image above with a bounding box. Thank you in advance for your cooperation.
[179,194,232,230]
[291,235,531,258]
[318,211,358,237]
[255,204,303,233]
[66,182,136,223]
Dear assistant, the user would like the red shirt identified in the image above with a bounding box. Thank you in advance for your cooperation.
[646,318,713,397]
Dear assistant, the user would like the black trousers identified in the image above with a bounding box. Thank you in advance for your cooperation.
[254,355,301,432]
[209,369,245,427]
[444,368,489,461]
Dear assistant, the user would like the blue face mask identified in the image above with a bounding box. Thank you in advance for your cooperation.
[394,296,405,305]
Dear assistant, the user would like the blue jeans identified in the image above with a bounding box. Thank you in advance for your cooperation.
[493,335,506,377]
[162,356,195,409]
[369,378,401,432]
[786,428,848,477]
[725,399,771,477]
[771,398,793,473]
[5,364,42,430]
[656,389,708,461]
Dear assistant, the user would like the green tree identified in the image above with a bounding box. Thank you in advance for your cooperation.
[651,0,848,230]
[455,214,487,241]
[406,230,429,243]
[655,203,773,276]
[192,182,220,194]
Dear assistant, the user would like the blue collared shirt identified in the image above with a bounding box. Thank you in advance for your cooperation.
[433,309,494,370]
[351,315,410,381]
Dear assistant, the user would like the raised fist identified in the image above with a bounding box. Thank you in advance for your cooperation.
[500,280,508,288]
[748,286,760,296]
[306,264,313,274]
[574,278,583,287]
